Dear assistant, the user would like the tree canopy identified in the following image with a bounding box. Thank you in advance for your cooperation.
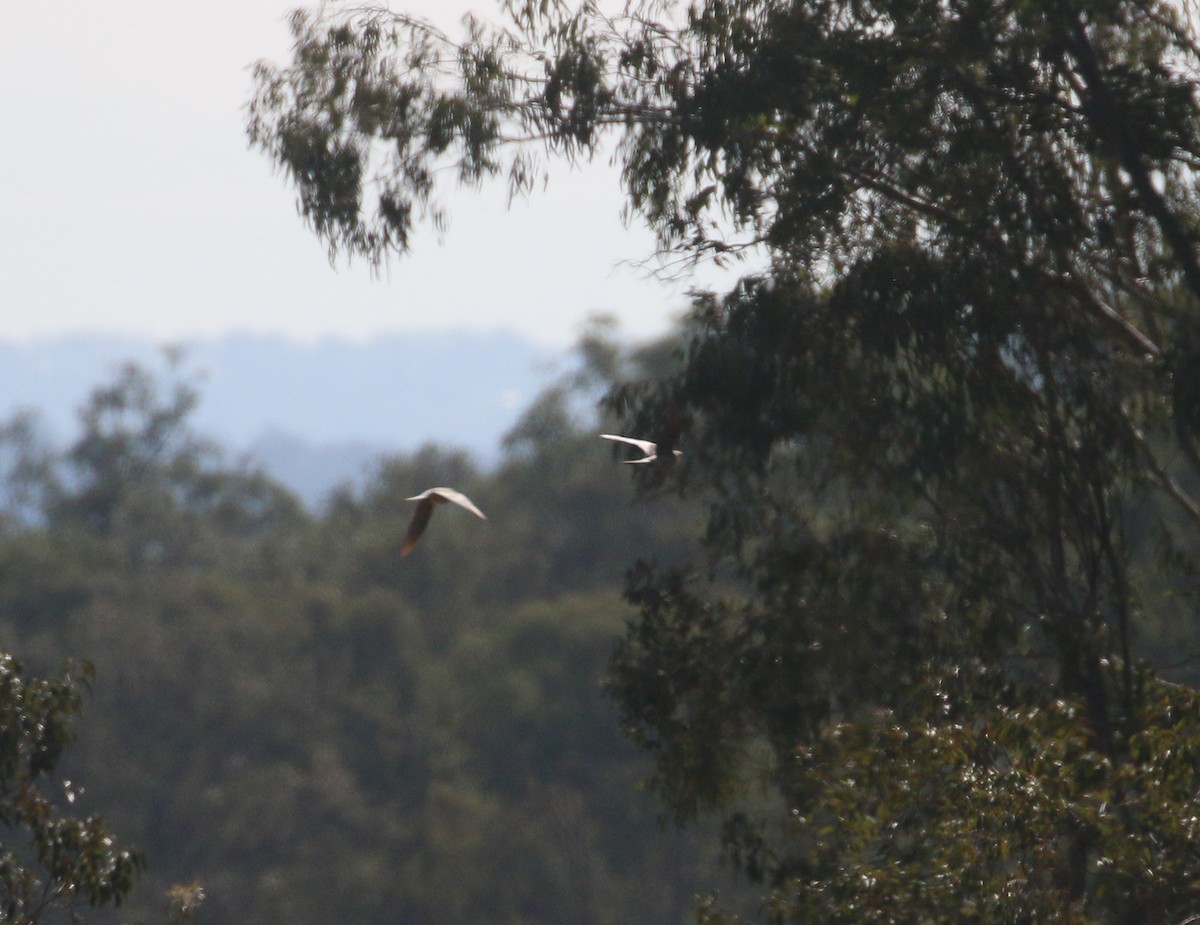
[248,2,1200,922]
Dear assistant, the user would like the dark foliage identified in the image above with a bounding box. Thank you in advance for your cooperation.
[249,1,1200,922]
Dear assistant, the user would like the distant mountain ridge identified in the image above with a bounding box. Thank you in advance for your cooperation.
[0,331,562,505]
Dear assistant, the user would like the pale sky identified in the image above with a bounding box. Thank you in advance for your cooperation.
[1,0,746,349]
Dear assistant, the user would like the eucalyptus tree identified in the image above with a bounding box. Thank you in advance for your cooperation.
[250,2,1200,921]
[0,655,142,923]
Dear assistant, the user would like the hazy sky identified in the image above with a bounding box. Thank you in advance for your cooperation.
[2,0,746,349]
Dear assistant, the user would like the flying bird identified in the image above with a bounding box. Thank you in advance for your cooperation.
[401,487,487,557]
[599,433,683,465]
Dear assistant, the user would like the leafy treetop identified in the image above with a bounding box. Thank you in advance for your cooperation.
[250,2,1200,923]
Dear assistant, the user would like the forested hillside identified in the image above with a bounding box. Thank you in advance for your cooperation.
[0,333,749,925]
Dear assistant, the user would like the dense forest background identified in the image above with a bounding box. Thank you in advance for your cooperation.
[0,326,751,925]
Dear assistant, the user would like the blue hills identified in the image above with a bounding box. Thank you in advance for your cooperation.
[0,331,563,506]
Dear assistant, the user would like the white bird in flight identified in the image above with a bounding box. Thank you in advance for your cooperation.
[599,433,683,465]
[401,487,487,557]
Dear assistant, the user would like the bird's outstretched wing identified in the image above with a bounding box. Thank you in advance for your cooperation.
[401,497,436,557]
[599,433,658,458]
[413,487,487,519]
[401,487,487,557]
